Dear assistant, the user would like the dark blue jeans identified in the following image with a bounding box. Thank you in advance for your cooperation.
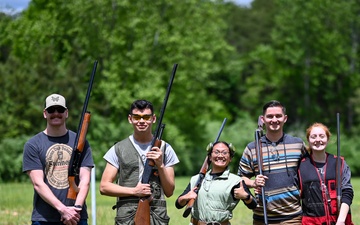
[32,220,88,225]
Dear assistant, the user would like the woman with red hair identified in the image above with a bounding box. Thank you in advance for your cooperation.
[298,123,353,225]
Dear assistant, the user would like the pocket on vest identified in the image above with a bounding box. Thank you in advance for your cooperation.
[151,206,170,224]
[115,206,136,224]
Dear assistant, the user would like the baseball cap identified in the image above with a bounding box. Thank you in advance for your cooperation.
[45,94,67,109]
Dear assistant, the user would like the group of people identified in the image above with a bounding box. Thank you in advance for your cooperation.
[22,94,354,225]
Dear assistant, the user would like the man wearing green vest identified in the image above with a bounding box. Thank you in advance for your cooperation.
[100,99,179,225]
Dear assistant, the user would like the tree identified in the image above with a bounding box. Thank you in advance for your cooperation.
[1,0,238,177]
[239,0,360,129]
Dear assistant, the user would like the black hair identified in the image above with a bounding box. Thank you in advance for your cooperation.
[207,141,235,158]
[262,100,286,115]
[129,100,154,114]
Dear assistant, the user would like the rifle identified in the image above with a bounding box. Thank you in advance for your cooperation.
[66,60,98,206]
[336,113,341,213]
[255,116,268,225]
[134,123,166,225]
[182,118,227,218]
[134,64,178,225]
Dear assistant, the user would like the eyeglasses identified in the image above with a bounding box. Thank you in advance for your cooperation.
[213,150,230,156]
[46,106,66,114]
[131,114,153,121]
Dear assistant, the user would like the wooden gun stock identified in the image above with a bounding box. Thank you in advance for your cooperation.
[77,112,91,152]
[134,195,154,225]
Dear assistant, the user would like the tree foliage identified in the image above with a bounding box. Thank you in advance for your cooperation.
[1,0,360,181]
[0,0,236,178]
[261,0,360,127]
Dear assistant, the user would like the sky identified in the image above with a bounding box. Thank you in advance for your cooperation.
[0,0,253,14]
[0,0,30,12]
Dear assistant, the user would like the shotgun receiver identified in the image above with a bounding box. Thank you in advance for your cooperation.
[66,60,97,206]
[182,118,227,218]
[134,64,178,225]
[336,113,341,213]
[255,116,268,225]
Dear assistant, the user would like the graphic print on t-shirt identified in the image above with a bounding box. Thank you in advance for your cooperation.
[45,143,73,189]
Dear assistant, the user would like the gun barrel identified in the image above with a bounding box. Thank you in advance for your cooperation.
[142,64,178,184]
[336,113,341,212]
[255,115,268,225]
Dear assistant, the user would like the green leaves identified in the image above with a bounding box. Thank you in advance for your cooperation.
[2,0,360,180]
[0,0,238,178]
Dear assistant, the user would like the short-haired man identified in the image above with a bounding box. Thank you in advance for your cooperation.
[238,100,307,224]
[23,93,94,225]
[100,99,179,225]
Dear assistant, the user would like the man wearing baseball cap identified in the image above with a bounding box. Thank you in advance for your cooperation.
[45,93,67,110]
[23,93,94,225]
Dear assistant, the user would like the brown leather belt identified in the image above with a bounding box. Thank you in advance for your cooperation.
[191,217,229,225]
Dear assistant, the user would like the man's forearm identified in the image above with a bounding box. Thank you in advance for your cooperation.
[29,170,66,211]
[75,167,92,206]
[35,180,69,212]
[157,165,175,197]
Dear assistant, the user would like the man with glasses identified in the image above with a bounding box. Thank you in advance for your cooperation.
[238,100,307,225]
[100,99,179,225]
[23,93,94,225]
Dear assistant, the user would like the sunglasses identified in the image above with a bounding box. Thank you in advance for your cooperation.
[131,114,152,121]
[46,106,66,114]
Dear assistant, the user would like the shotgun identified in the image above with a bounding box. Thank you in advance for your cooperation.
[255,116,268,225]
[134,123,166,225]
[336,113,341,213]
[182,118,227,218]
[66,60,97,206]
[134,64,178,225]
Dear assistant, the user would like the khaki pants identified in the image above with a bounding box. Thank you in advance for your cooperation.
[253,215,302,225]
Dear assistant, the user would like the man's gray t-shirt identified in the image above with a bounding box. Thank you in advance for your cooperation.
[23,130,94,222]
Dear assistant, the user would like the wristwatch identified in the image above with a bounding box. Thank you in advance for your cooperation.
[74,205,82,209]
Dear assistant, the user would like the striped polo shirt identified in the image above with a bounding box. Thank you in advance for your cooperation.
[238,133,307,222]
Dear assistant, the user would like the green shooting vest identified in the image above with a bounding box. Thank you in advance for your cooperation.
[113,138,170,225]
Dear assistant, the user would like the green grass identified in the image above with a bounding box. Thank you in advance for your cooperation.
[1,177,359,225]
